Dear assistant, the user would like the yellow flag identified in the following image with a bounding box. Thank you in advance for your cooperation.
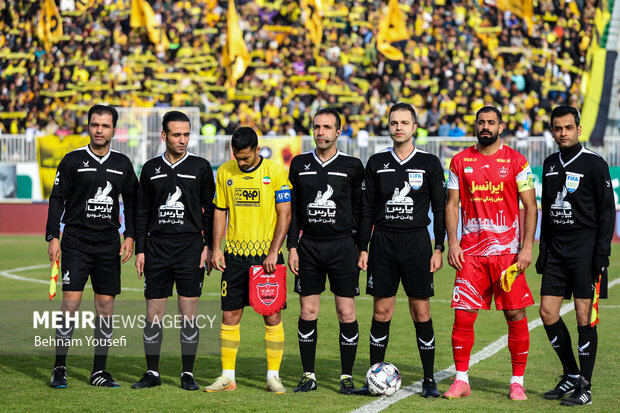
[377,0,409,61]
[224,0,250,86]
[39,0,63,44]
[301,0,324,46]
[496,0,534,35]
[130,0,170,48]
[500,263,521,292]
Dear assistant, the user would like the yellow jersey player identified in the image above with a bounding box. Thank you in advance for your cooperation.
[206,127,292,394]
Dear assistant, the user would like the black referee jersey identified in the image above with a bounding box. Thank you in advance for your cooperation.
[287,150,364,248]
[540,143,615,256]
[135,152,215,254]
[359,147,446,251]
[46,145,138,240]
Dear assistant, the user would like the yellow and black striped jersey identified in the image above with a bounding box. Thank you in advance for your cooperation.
[215,157,292,266]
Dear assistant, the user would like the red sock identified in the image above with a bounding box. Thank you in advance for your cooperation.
[507,318,529,376]
[452,310,477,372]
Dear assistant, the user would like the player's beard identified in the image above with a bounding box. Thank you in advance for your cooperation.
[477,130,499,147]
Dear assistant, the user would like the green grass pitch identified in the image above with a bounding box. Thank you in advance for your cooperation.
[0,235,619,412]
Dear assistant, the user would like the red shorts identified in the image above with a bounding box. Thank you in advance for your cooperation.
[451,254,534,310]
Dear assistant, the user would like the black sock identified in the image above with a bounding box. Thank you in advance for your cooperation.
[298,318,317,373]
[544,318,579,375]
[578,325,597,382]
[339,321,359,376]
[180,319,199,373]
[92,316,113,373]
[143,320,163,372]
[369,318,390,365]
[414,319,435,379]
[54,315,75,368]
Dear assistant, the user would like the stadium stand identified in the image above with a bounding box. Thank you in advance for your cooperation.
[0,0,610,138]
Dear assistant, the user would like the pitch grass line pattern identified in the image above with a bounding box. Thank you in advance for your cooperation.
[352,277,620,413]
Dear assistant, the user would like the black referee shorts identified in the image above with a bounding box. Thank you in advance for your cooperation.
[294,236,360,297]
[367,228,434,298]
[143,233,205,299]
[541,234,597,299]
[60,231,121,296]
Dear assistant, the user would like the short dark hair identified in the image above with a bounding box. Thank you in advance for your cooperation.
[475,106,502,123]
[550,105,580,126]
[162,110,191,133]
[231,126,258,151]
[388,102,417,124]
[88,104,118,128]
[313,108,341,130]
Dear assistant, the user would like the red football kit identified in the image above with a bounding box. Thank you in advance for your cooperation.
[447,144,535,310]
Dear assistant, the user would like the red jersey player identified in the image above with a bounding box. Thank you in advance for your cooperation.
[444,107,537,400]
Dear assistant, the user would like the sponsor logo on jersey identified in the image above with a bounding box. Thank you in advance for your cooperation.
[158,186,185,224]
[304,163,311,171]
[550,186,573,224]
[55,171,60,185]
[85,181,114,219]
[308,185,336,224]
[234,188,260,206]
[408,172,423,190]
[83,160,89,168]
[227,179,233,186]
[385,181,414,220]
[155,166,161,174]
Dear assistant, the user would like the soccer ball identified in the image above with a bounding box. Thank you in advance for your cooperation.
[365,362,402,396]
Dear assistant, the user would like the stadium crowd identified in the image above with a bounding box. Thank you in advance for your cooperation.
[0,0,600,138]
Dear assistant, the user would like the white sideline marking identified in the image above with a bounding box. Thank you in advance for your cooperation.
[352,277,620,413]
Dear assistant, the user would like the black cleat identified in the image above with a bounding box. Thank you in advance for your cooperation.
[543,374,579,400]
[356,383,373,396]
[181,372,199,390]
[293,373,317,392]
[422,377,440,398]
[561,377,592,406]
[340,376,357,395]
[50,366,67,389]
[131,371,162,389]
[90,370,120,388]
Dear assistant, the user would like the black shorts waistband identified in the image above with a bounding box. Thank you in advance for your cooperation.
[301,233,352,242]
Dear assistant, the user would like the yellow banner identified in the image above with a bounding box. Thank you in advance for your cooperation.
[37,135,90,199]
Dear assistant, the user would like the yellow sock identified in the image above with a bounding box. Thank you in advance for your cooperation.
[221,323,240,372]
[264,322,284,372]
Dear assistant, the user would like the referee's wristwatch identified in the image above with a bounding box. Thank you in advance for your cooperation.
[46,234,56,242]
[434,244,445,253]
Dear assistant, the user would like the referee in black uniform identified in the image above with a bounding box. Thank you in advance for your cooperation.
[537,105,615,406]
[131,111,215,391]
[46,104,138,388]
[288,108,365,394]
[357,103,446,397]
